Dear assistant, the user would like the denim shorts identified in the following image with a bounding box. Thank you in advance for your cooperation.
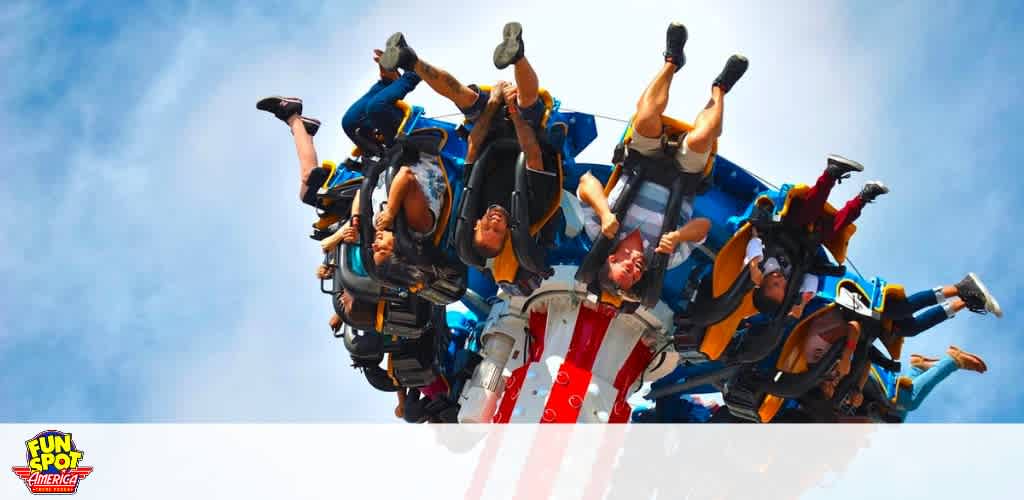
[459,84,546,128]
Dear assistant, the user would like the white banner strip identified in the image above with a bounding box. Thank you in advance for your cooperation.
[1,424,1021,499]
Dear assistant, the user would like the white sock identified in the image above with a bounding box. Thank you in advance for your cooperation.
[942,300,958,318]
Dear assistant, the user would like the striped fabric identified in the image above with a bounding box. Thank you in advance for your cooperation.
[371,153,445,240]
[581,172,703,269]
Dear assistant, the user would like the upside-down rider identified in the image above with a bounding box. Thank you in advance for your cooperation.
[802,273,1002,403]
[576,22,745,298]
[819,345,987,421]
[342,49,422,151]
[378,23,559,260]
[747,155,889,317]
[257,49,420,207]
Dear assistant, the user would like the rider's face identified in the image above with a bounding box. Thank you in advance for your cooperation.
[474,206,509,255]
[762,272,787,303]
[372,230,395,265]
[607,244,646,290]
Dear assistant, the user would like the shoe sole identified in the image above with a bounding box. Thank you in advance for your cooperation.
[827,155,864,172]
[865,181,889,194]
[957,351,988,373]
[257,96,302,113]
[725,55,750,77]
[668,22,688,45]
[380,32,406,72]
[493,22,523,69]
[967,272,1002,318]
[301,117,321,136]
[665,23,688,67]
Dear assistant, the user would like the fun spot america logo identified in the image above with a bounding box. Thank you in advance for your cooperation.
[11,430,93,495]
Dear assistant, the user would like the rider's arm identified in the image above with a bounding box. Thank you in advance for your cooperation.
[657,217,711,254]
[837,323,861,376]
[789,276,819,317]
[465,90,504,163]
[745,236,764,285]
[350,188,361,219]
[381,167,416,222]
[507,98,544,173]
[669,217,710,243]
[577,172,614,221]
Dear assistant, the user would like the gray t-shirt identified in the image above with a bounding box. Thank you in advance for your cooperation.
[579,172,704,269]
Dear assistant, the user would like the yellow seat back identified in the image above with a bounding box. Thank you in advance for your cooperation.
[875,284,908,360]
[756,280,874,423]
[699,223,756,360]
[756,303,838,423]
[782,185,857,264]
[314,214,340,231]
[467,90,561,281]
[491,236,518,283]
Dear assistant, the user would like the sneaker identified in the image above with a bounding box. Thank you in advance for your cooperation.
[299,116,321,136]
[825,154,864,183]
[257,96,302,122]
[379,32,418,72]
[712,54,749,93]
[956,272,1003,317]
[663,22,688,70]
[909,354,940,371]
[493,22,525,69]
[858,181,889,203]
[946,345,988,373]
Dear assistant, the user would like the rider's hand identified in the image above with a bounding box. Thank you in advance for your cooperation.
[849,391,864,408]
[489,81,508,107]
[502,84,519,107]
[837,356,852,377]
[340,221,359,243]
[749,260,764,286]
[600,214,619,239]
[375,208,396,231]
[656,232,679,255]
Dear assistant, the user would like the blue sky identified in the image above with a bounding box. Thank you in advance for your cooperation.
[1,0,1021,422]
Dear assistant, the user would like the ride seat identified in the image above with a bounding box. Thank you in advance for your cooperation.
[575,114,715,310]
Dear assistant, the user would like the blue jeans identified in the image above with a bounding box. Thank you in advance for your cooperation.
[895,355,959,415]
[882,288,950,337]
[341,71,421,146]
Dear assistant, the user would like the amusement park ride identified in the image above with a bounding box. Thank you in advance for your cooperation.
[311,92,930,425]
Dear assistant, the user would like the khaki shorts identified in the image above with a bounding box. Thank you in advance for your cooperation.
[629,132,710,174]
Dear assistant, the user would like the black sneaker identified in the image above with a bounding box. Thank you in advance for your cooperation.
[858,181,889,203]
[379,32,418,72]
[257,96,302,122]
[494,22,525,69]
[663,22,688,70]
[825,154,864,183]
[299,116,321,136]
[712,55,749,93]
[956,273,1003,317]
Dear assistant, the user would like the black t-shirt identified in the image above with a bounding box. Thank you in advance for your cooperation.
[478,154,558,226]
